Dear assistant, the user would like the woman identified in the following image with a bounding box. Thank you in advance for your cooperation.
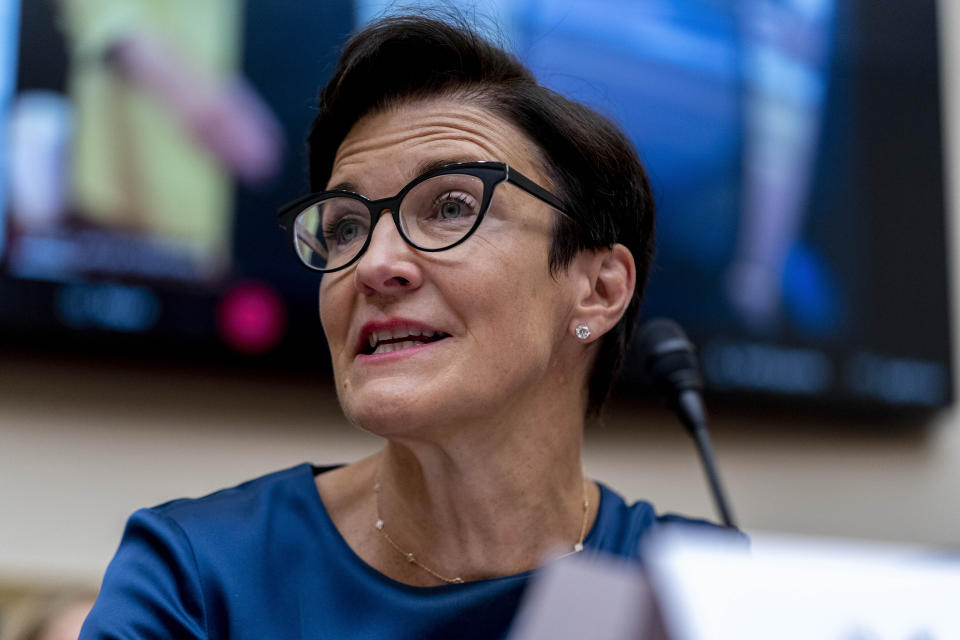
[80,14,710,640]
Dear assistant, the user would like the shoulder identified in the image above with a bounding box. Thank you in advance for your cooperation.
[150,462,321,530]
[146,463,335,578]
[590,483,744,560]
[80,463,331,639]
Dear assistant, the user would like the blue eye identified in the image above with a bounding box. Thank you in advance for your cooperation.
[318,195,372,250]
[324,218,365,247]
[432,192,478,221]
[439,200,464,219]
[336,221,361,243]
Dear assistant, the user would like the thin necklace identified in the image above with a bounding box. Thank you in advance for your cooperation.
[373,474,590,585]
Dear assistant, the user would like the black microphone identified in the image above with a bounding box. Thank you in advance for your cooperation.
[636,318,737,529]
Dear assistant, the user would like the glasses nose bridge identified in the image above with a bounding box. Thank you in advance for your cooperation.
[364,194,409,249]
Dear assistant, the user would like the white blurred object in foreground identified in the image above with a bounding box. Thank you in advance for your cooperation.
[647,530,960,640]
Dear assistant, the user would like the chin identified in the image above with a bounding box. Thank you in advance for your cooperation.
[340,387,426,435]
[339,384,472,440]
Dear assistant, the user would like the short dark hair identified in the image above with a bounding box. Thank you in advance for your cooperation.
[308,13,655,415]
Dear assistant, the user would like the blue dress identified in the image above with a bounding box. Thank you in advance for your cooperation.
[80,463,711,639]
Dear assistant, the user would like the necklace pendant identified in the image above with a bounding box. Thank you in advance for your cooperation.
[574,542,584,552]
[451,577,464,584]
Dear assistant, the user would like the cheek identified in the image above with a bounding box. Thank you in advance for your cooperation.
[317,279,350,349]
[460,249,566,347]
[317,285,332,335]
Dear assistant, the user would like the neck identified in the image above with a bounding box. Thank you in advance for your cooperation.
[373,390,595,582]
[318,346,601,586]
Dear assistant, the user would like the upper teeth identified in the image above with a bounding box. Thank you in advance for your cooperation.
[368,327,436,348]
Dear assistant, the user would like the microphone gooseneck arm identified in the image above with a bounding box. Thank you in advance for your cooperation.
[676,389,736,529]
[637,319,738,529]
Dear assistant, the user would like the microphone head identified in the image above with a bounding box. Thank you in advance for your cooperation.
[635,318,703,394]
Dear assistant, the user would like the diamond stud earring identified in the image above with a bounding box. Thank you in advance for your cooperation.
[575,324,591,340]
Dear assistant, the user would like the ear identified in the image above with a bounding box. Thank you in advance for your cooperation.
[568,244,636,343]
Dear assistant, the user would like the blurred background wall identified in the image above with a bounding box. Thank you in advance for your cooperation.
[2,2,960,596]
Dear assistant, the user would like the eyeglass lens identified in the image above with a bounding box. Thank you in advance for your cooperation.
[293,173,487,271]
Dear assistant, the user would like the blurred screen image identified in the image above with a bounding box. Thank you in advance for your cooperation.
[0,0,951,412]
[6,0,279,283]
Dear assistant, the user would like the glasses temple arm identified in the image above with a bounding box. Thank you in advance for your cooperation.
[505,168,576,222]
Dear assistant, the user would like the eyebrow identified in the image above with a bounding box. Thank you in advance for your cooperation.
[328,179,360,193]
[326,157,477,195]
[414,157,472,177]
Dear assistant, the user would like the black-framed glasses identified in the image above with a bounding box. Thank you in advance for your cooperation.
[277,161,573,273]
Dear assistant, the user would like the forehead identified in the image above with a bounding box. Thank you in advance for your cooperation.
[328,98,547,195]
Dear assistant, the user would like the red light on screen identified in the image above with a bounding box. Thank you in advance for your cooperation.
[218,281,287,354]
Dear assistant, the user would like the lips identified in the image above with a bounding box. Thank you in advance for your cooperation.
[357,320,450,356]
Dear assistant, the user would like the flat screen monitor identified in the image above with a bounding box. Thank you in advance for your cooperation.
[1,0,951,413]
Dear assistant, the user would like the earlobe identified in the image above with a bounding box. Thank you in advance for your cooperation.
[570,244,636,341]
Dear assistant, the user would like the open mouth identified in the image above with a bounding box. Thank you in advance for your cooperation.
[361,328,450,356]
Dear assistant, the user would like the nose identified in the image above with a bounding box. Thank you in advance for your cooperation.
[354,210,423,296]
